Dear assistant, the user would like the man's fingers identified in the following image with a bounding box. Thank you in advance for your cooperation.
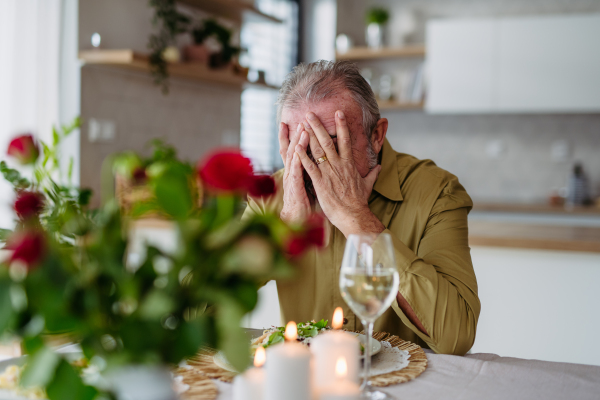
[295,144,322,181]
[364,164,382,189]
[298,130,309,149]
[289,152,305,186]
[305,112,339,161]
[278,122,289,166]
[335,111,352,160]
[285,123,303,173]
[306,128,328,165]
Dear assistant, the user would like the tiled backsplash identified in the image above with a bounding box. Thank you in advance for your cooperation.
[384,112,600,203]
[81,66,241,207]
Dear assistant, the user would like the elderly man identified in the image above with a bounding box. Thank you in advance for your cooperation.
[243,60,480,355]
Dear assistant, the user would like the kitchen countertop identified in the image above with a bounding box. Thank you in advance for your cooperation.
[469,203,600,253]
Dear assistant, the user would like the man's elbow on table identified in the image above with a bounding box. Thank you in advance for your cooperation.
[427,307,479,356]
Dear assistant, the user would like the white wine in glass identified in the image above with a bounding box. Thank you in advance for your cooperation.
[339,233,399,400]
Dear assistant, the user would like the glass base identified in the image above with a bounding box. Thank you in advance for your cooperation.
[360,385,395,400]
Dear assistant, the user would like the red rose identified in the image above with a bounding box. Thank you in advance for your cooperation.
[248,175,277,198]
[198,149,254,192]
[14,191,45,220]
[285,236,309,256]
[6,231,46,269]
[7,134,40,165]
[303,213,325,247]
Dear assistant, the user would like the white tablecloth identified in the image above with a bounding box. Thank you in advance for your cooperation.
[214,351,600,400]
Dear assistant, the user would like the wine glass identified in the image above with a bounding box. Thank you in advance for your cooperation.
[339,233,399,400]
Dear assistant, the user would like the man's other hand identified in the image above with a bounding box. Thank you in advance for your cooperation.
[279,122,312,225]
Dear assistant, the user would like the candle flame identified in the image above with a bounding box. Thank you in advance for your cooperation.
[284,321,297,341]
[335,357,348,378]
[254,346,266,367]
[332,307,344,330]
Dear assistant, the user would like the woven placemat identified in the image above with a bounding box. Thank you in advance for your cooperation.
[174,362,218,400]
[182,331,427,399]
[365,330,428,387]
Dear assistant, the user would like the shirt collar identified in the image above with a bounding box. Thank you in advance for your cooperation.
[373,139,403,202]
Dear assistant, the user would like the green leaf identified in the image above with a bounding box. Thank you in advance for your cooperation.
[61,116,81,137]
[314,319,328,330]
[138,289,175,320]
[42,142,51,168]
[266,331,284,346]
[0,228,12,242]
[67,158,74,182]
[77,188,92,206]
[46,359,97,400]
[0,280,13,332]
[299,326,318,338]
[112,151,142,178]
[20,347,60,388]
[216,299,250,372]
[52,127,60,146]
[0,161,30,188]
[153,165,193,219]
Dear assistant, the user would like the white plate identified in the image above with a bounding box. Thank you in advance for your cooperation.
[356,333,382,359]
[213,334,382,373]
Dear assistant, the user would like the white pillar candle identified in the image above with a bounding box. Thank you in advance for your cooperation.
[265,321,312,400]
[310,308,359,390]
[318,357,360,400]
[232,346,266,400]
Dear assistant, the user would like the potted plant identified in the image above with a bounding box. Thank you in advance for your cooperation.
[183,24,211,64]
[366,7,390,49]
[0,127,324,399]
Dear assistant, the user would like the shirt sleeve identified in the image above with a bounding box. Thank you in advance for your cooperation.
[388,178,480,356]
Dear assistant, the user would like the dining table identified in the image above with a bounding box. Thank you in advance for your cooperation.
[213,329,600,400]
[2,330,600,400]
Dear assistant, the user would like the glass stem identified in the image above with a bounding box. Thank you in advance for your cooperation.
[361,319,374,390]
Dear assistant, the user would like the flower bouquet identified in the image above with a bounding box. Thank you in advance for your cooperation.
[0,125,323,399]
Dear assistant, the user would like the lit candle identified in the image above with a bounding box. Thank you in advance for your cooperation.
[319,357,360,400]
[310,308,359,390]
[232,346,266,400]
[265,321,312,400]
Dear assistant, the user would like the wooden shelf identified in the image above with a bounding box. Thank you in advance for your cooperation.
[177,0,282,24]
[377,100,424,110]
[336,46,426,61]
[78,50,279,90]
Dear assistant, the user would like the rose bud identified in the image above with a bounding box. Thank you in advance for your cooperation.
[7,134,40,165]
[6,231,46,269]
[248,175,276,198]
[285,236,309,257]
[14,191,45,220]
[132,166,147,184]
[198,149,254,192]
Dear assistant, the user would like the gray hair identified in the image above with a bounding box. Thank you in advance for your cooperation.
[276,60,381,140]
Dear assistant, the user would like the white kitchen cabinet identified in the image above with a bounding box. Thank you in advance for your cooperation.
[426,19,496,113]
[426,14,600,113]
[470,246,600,366]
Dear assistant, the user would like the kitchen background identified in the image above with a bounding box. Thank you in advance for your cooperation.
[1,0,599,367]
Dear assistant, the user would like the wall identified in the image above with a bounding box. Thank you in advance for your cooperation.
[336,0,600,203]
[79,0,241,206]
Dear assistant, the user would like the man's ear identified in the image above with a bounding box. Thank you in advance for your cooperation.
[370,118,388,154]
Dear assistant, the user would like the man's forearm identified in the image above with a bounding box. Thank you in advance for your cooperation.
[338,209,385,238]
[396,293,429,336]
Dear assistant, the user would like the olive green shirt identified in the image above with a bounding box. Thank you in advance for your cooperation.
[242,139,480,355]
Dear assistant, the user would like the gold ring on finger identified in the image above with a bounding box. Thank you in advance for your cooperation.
[316,156,328,165]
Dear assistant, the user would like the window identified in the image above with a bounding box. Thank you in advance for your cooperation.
[240,0,299,173]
